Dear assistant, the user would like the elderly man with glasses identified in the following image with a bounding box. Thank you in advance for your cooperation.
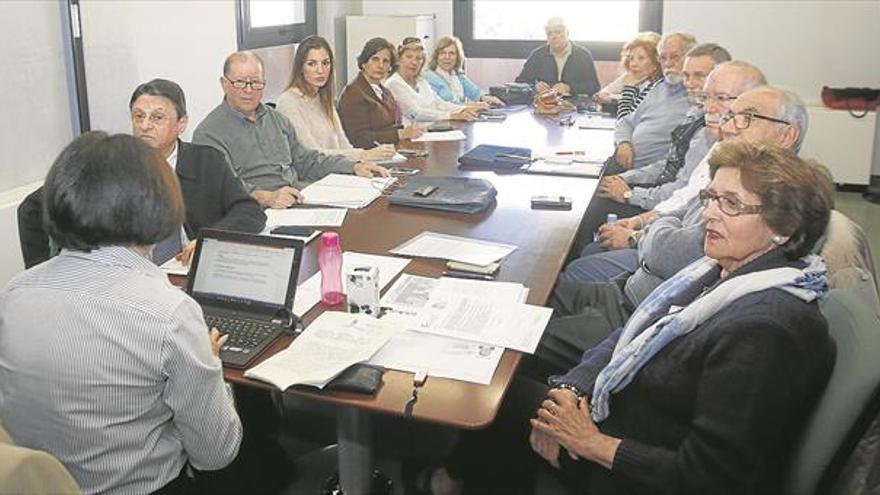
[194,51,389,209]
[528,84,807,379]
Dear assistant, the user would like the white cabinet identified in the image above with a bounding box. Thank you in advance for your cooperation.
[345,14,435,85]
[800,107,877,185]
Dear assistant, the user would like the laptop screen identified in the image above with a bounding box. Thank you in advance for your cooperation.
[190,234,301,314]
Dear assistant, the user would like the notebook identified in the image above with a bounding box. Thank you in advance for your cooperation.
[187,229,304,368]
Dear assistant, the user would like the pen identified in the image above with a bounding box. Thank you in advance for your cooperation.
[555,151,585,156]
[442,270,495,281]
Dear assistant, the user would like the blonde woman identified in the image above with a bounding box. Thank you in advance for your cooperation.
[423,36,503,108]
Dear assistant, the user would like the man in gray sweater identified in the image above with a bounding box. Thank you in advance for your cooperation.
[194,51,388,209]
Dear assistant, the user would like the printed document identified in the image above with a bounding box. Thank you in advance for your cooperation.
[411,130,466,142]
[368,274,529,384]
[292,252,411,317]
[300,174,396,208]
[264,208,347,228]
[390,232,516,266]
[244,311,401,390]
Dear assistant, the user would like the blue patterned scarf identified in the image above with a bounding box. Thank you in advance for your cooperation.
[590,253,828,423]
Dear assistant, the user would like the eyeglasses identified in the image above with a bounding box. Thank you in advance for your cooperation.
[223,76,266,91]
[132,112,170,126]
[720,110,791,130]
[699,189,763,216]
[693,92,739,106]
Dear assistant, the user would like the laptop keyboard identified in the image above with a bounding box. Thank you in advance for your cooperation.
[205,314,284,368]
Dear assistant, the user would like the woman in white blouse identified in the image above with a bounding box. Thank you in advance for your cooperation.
[276,35,395,161]
[385,37,480,123]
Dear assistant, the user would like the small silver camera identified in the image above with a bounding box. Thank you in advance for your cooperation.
[346,266,381,316]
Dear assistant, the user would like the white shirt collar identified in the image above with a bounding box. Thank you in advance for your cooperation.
[165,142,178,170]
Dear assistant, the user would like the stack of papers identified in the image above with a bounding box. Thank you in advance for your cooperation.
[244,311,402,390]
[390,232,516,266]
[300,174,396,209]
[264,208,347,228]
[368,274,550,385]
[411,130,466,142]
[292,252,411,317]
[526,159,604,177]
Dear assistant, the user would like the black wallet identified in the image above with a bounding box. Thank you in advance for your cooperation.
[324,363,385,394]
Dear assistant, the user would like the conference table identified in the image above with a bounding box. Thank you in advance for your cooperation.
[222,106,614,493]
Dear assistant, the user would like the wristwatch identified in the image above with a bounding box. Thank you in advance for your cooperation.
[623,190,633,201]
[553,383,584,398]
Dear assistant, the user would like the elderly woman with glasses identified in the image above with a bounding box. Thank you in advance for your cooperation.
[338,37,426,148]
[385,37,480,123]
[422,141,836,495]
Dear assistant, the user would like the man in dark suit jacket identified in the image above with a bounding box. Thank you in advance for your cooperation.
[515,17,600,97]
[17,79,265,269]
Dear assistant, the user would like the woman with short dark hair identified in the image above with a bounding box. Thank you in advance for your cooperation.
[424,141,837,495]
[0,132,242,494]
[338,37,425,147]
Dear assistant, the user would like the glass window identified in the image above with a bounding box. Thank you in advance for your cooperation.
[472,1,640,43]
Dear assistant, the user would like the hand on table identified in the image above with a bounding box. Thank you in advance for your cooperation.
[614,142,634,169]
[597,223,635,250]
[254,186,302,209]
[209,328,229,358]
[353,161,390,177]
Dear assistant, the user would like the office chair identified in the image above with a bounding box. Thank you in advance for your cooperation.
[0,418,81,494]
[815,210,880,315]
[782,289,880,495]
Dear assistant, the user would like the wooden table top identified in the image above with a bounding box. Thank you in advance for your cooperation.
[220,107,612,429]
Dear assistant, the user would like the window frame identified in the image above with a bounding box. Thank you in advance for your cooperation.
[452,0,663,61]
[236,0,317,50]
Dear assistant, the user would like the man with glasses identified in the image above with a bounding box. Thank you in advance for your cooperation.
[577,43,731,255]
[612,32,697,170]
[16,79,267,268]
[194,51,389,209]
[567,61,766,285]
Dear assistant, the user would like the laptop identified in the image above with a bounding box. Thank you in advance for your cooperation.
[187,229,304,368]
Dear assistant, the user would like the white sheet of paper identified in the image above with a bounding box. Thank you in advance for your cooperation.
[369,330,503,385]
[415,297,551,353]
[374,152,407,166]
[291,252,411,317]
[576,115,616,130]
[160,257,188,276]
[389,231,516,266]
[264,208,347,227]
[411,130,466,142]
[244,311,401,390]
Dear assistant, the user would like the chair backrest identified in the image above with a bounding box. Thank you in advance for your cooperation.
[814,210,880,316]
[782,289,880,495]
[0,418,80,494]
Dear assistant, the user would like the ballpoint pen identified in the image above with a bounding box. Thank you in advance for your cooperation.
[441,270,495,281]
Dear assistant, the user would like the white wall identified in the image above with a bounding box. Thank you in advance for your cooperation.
[361,0,452,39]
[79,0,238,139]
[663,0,880,107]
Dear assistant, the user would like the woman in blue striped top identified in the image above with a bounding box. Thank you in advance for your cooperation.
[615,37,663,120]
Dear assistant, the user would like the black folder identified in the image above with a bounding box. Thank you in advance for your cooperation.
[388,176,497,214]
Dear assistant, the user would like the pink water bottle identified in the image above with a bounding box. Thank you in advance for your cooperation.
[319,232,344,305]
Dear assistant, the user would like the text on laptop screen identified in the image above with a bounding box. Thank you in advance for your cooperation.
[191,238,296,307]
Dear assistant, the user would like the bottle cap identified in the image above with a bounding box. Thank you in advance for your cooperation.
[321,231,340,248]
